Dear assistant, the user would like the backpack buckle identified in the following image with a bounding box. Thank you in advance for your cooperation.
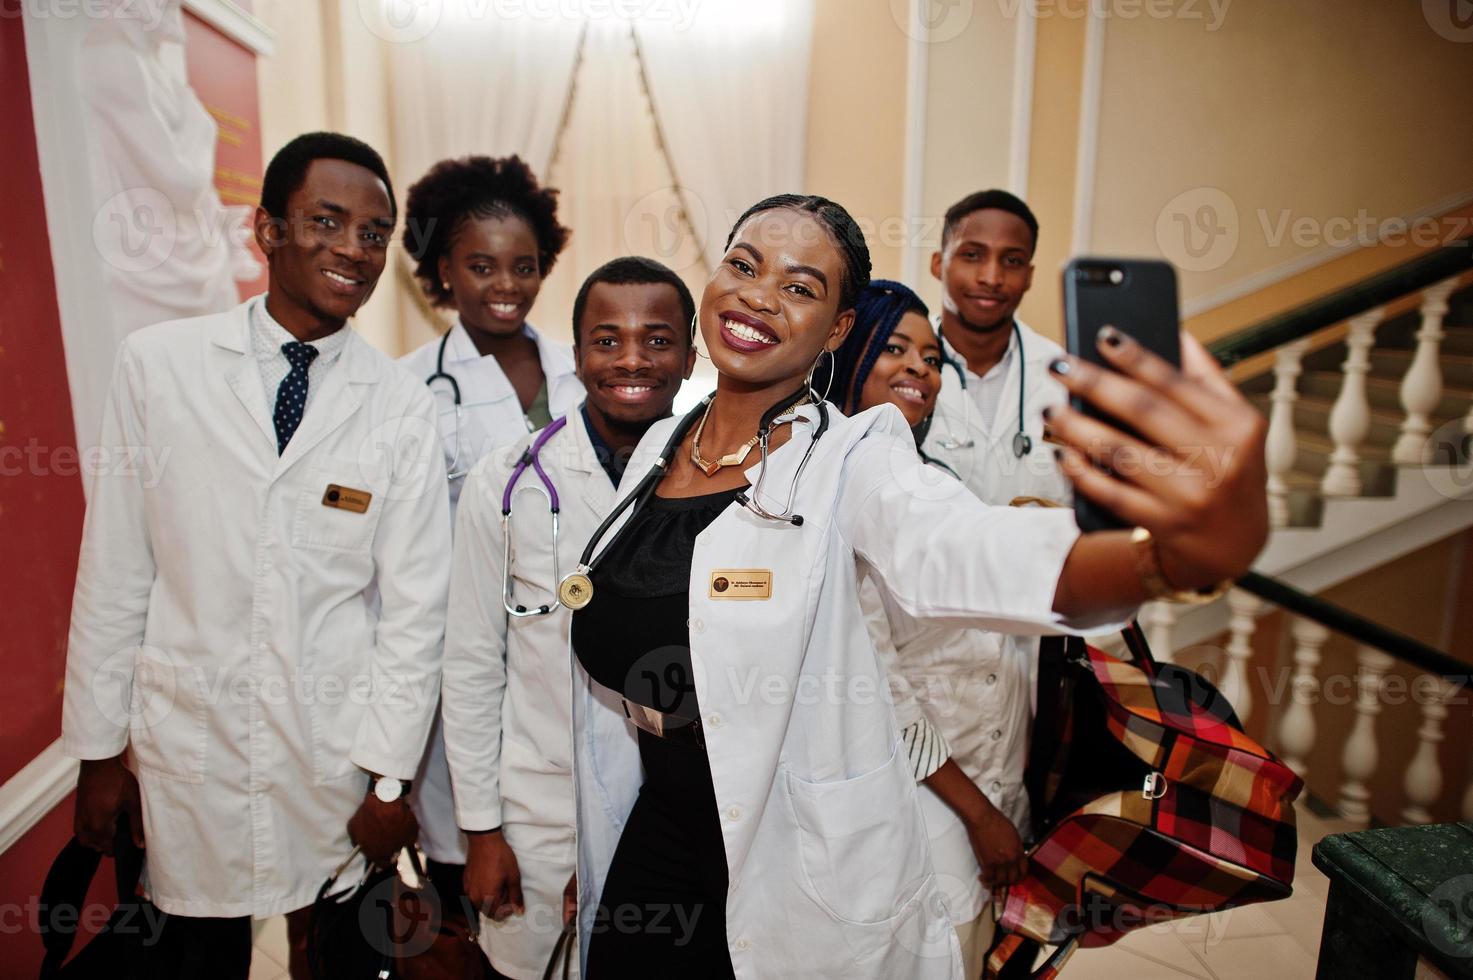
[1142,772,1169,800]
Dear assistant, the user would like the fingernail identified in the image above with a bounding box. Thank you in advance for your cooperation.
[1042,406,1054,421]
[1052,449,1064,464]
[1099,325,1123,348]
[1048,357,1070,376]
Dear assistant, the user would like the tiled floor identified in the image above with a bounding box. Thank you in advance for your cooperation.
[248,802,1340,979]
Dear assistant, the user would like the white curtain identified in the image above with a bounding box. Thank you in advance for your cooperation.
[633,0,815,270]
[539,20,707,341]
[386,2,585,350]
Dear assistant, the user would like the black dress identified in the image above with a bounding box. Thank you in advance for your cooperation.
[570,488,742,979]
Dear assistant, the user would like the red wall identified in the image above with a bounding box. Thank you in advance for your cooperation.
[0,11,89,977]
[0,11,262,975]
[184,10,268,299]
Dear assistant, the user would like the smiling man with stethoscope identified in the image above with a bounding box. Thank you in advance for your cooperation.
[441,256,697,979]
[923,190,1071,509]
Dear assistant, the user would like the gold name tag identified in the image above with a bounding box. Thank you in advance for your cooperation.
[709,569,772,600]
[322,484,372,514]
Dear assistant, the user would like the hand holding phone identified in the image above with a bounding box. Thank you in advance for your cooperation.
[1047,257,1270,592]
[1063,258,1182,531]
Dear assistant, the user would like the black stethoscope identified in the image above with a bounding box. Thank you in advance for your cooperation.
[557,387,826,611]
[424,331,472,479]
[934,320,1032,458]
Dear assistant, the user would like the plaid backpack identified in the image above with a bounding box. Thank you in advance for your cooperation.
[985,623,1304,978]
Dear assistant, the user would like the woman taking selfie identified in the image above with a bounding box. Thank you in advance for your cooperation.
[567,194,1268,979]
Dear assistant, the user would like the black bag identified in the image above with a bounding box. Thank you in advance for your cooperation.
[37,818,146,979]
[307,847,424,980]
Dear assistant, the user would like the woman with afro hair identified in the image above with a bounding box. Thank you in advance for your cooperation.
[398,155,583,975]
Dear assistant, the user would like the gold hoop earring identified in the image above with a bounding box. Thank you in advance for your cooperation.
[691,313,712,361]
[807,348,836,404]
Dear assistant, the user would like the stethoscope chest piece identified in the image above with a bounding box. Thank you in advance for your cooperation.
[1013,431,1033,458]
[558,570,594,610]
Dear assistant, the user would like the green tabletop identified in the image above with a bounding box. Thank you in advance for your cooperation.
[1312,822,1473,979]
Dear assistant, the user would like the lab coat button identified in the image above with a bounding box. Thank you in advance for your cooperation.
[707,713,723,729]
[734,938,751,951]
[692,618,706,634]
[991,729,1003,741]
[725,805,742,822]
[986,673,997,686]
[990,781,1002,793]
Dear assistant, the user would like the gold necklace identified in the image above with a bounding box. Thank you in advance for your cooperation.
[690,395,809,477]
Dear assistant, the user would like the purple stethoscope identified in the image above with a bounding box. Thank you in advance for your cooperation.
[501,414,569,618]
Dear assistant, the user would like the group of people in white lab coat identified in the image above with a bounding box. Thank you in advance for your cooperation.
[61,132,1270,980]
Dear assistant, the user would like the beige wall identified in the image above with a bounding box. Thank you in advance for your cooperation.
[1088,2,1473,312]
[913,2,1021,314]
[803,0,909,281]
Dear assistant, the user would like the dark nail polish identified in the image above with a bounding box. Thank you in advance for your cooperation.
[1052,449,1063,463]
[1099,325,1123,348]
[1042,406,1055,421]
[1048,358,1070,376]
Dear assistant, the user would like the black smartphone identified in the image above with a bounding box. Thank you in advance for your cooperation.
[1062,257,1182,532]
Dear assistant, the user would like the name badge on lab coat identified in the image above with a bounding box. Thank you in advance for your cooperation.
[322,484,372,514]
[708,569,772,600]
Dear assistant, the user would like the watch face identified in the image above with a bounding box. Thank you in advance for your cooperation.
[374,778,402,803]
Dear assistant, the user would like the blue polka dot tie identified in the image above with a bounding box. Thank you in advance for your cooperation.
[274,341,320,454]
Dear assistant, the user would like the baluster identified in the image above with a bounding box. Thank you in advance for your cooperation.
[1266,341,1309,527]
[1339,646,1394,827]
[1321,309,1384,496]
[1219,589,1261,724]
[1278,617,1328,778]
[1393,280,1456,464]
[1402,676,1453,825]
[1143,602,1178,664]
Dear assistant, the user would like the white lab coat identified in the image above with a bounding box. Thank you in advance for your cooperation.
[442,410,614,979]
[400,320,583,863]
[61,297,450,918]
[571,403,1133,979]
[922,319,1071,508]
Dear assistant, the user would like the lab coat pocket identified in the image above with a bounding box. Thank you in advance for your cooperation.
[292,458,390,552]
[128,653,207,784]
[785,747,931,924]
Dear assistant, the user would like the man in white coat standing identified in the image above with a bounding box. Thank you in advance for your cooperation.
[442,257,696,979]
[62,132,450,979]
[922,190,1069,506]
[918,191,1072,977]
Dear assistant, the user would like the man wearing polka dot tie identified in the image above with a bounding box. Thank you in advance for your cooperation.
[62,133,451,978]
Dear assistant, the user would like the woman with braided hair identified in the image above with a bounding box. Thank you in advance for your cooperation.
[823,279,1033,976]
[567,193,1269,978]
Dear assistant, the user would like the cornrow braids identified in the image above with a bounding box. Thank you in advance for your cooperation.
[723,194,872,311]
[820,280,929,414]
[403,155,571,309]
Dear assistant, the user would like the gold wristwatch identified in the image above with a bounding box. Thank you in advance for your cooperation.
[1130,526,1231,604]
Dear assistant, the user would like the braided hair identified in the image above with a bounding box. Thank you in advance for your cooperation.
[723,194,872,311]
[403,155,570,309]
[817,280,929,415]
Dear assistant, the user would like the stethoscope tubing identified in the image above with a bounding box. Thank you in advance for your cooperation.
[935,319,1031,458]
